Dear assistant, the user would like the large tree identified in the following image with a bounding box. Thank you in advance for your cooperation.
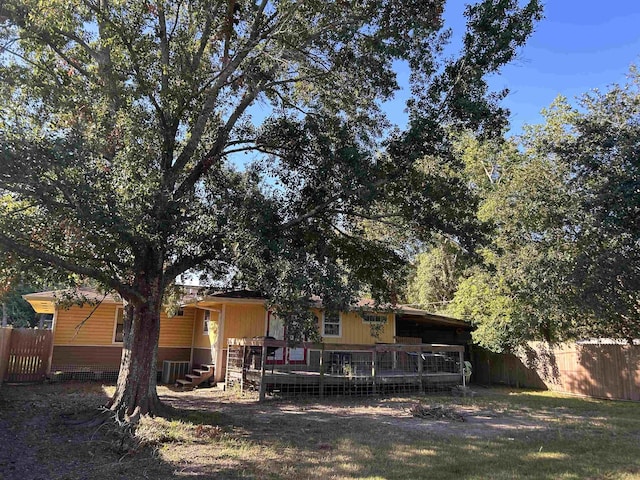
[0,0,541,419]
[447,73,640,351]
[541,77,640,341]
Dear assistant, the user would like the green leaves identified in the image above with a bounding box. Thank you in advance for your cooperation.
[441,68,640,351]
[0,0,542,308]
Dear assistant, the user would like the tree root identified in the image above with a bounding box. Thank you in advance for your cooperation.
[61,408,111,428]
[60,407,144,455]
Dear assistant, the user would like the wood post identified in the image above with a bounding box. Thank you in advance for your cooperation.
[418,346,424,393]
[0,327,13,386]
[215,305,226,383]
[258,339,268,402]
[371,348,377,394]
[224,344,231,390]
[318,344,325,399]
[240,345,246,393]
[46,311,57,377]
[459,349,465,388]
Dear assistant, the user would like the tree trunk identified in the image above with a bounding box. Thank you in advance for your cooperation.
[108,275,164,422]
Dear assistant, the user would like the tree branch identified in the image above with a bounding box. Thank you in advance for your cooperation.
[173,81,264,198]
[170,0,291,177]
[0,233,141,301]
[164,252,228,283]
[280,177,388,231]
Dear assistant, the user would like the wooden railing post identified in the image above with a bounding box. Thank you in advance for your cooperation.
[418,346,424,393]
[240,345,246,393]
[258,338,268,402]
[318,344,325,399]
[224,343,231,390]
[460,349,465,388]
[371,347,377,394]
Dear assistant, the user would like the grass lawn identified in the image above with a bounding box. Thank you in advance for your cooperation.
[1,383,639,479]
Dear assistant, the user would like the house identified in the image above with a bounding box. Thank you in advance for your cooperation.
[23,287,472,392]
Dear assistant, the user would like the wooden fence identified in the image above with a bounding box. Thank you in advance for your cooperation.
[0,327,53,384]
[473,341,640,401]
[0,327,12,387]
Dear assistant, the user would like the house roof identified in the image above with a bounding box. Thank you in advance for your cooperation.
[308,298,469,327]
[395,306,471,329]
[202,289,266,299]
[24,287,121,303]
[23,287,124,313]
[23,287,469,327]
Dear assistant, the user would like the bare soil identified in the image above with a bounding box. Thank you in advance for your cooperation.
[160,385,569,441]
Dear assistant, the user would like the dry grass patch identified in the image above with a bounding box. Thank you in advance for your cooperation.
[2,383,640,479]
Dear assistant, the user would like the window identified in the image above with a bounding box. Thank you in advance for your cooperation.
[113,308,124,343]
[39,313,54,330]
[203,310,210,335]
[176,308,184,317]
[323,311,341,337]
[362,313,387,325]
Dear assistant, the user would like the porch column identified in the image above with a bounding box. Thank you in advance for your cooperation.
[46,309,58,376]
[214,304,226,383]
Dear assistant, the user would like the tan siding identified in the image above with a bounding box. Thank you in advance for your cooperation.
[193,309,218,349]
[54,304,119,346]
[159,308,194,347]
[323,312,395,344]
[223,304,266,343]
[54,304,194,347]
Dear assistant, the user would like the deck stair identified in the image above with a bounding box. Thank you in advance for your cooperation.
[176,364,215,389]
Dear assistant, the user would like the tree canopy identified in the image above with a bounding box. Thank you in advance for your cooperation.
[0,0,542,418]
[441,70,640,352]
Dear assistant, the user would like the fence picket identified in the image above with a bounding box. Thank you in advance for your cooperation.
[474,342,640,402]
[2,328,53,382]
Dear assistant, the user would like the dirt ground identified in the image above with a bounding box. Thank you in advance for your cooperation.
[0,382,638,480]
[161,387,552,440]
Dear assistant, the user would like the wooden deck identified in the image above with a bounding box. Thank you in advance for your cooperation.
[226,338,466,399]
[247,369,461,394]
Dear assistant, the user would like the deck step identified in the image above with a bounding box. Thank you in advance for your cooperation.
[175,364,214,389]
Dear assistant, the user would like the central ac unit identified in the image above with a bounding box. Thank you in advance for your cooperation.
[161,360,190,384]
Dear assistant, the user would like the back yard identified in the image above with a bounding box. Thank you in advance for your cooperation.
[1,383,639,480]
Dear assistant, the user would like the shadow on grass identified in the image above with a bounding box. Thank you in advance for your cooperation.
[3,383,640,479]
[155,388,640,479]
[0,382,180,480]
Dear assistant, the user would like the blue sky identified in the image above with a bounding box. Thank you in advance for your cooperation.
[384,1,640,136]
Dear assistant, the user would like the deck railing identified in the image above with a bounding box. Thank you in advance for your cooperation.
[226,337,465,400]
